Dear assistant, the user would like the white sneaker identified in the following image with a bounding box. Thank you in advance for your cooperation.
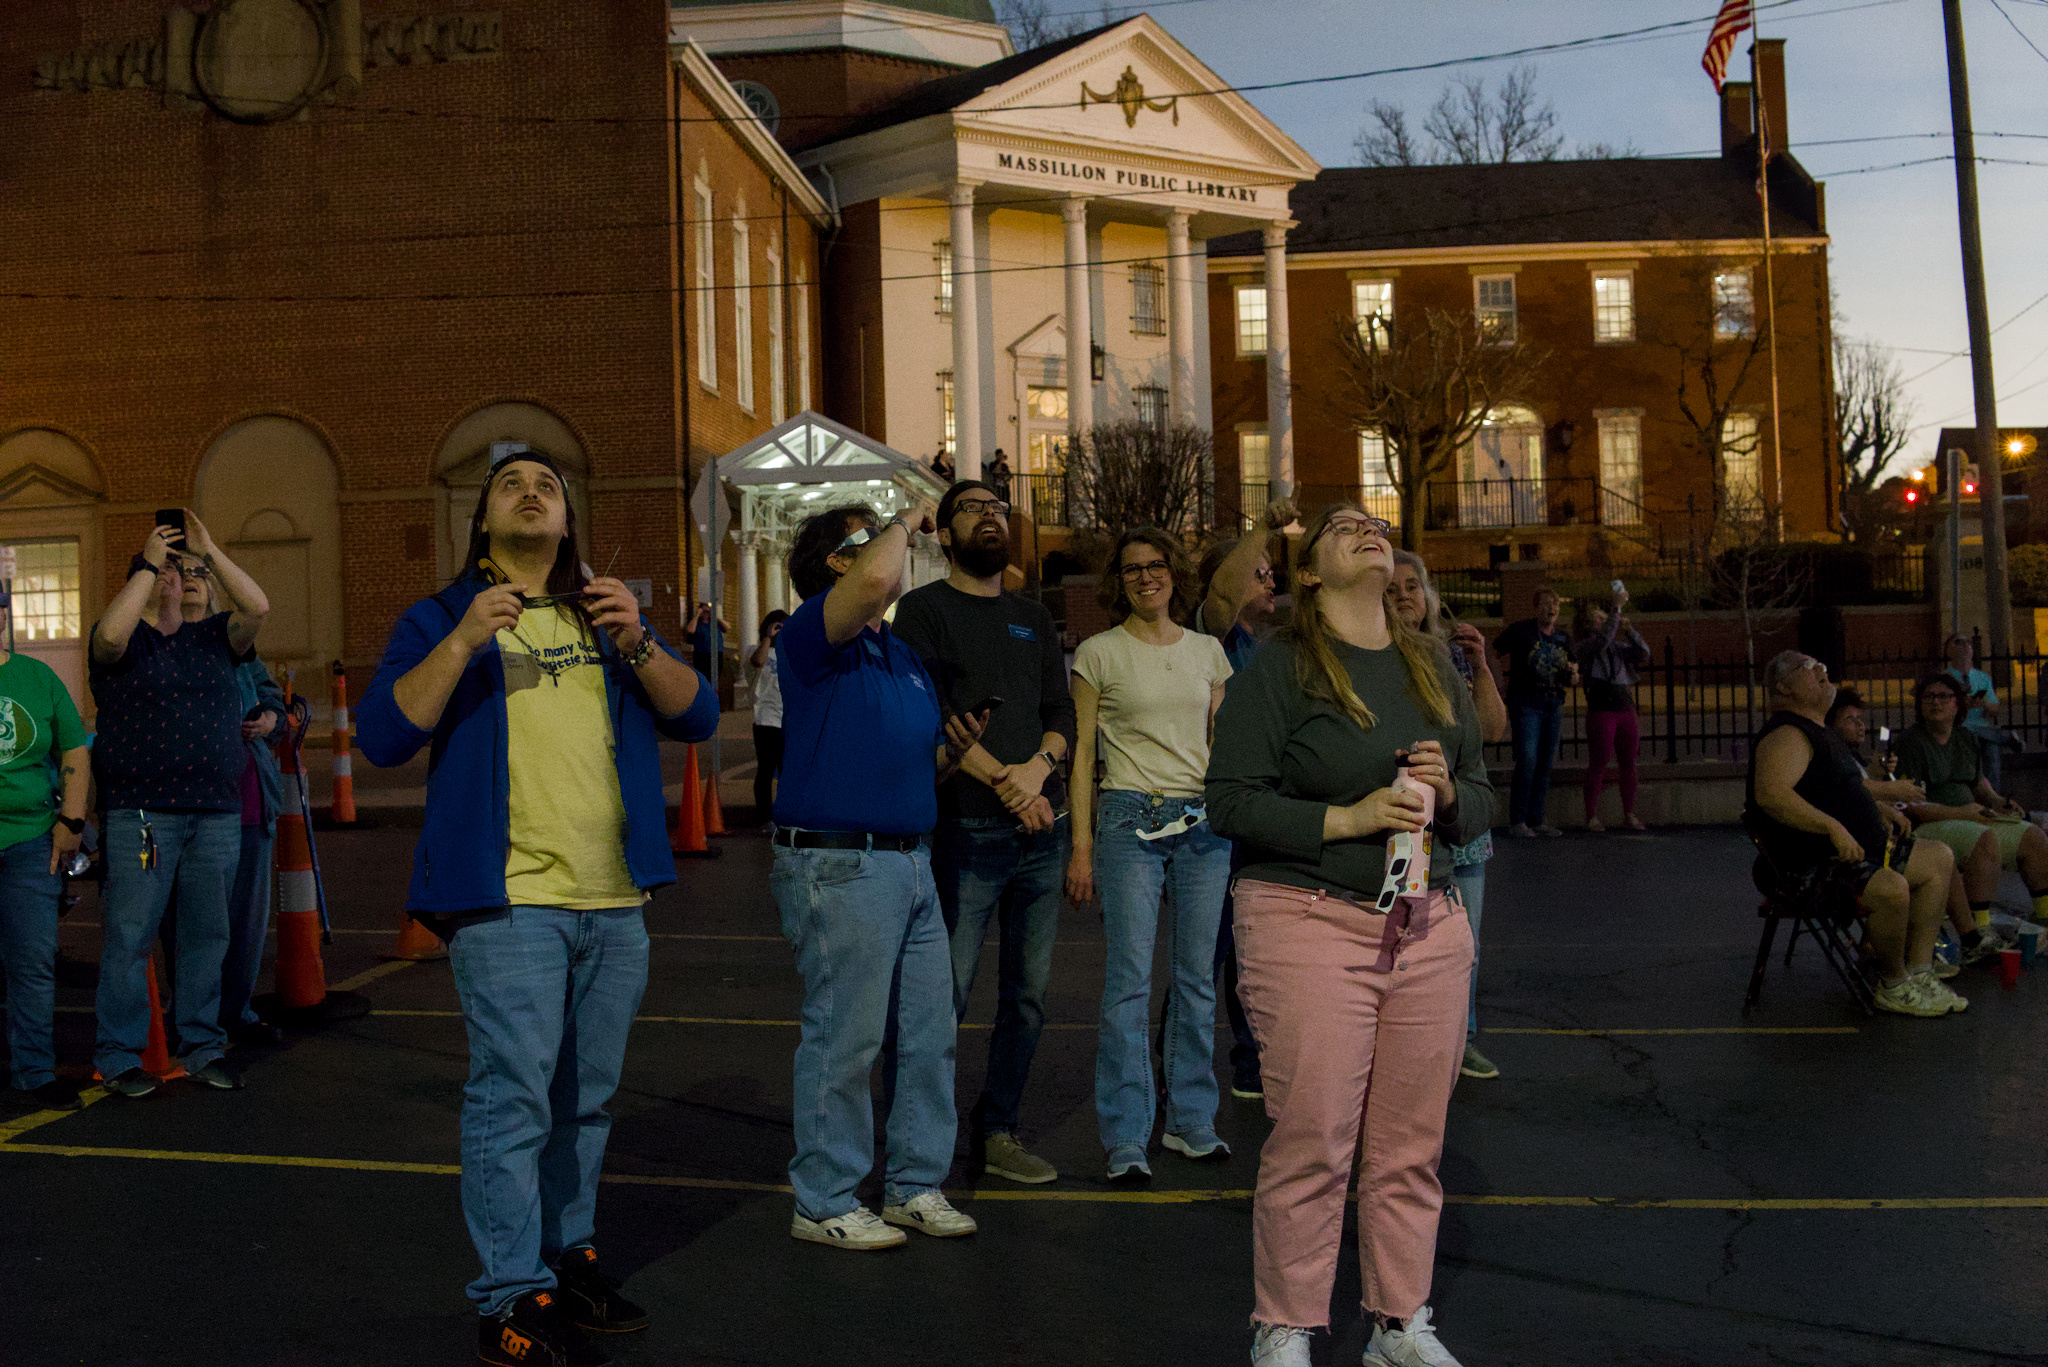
[880,1190,978,1237]
[790,1205,907,1250]
[1912,970,1969,1014]
[1251,1323,1313,1367]
[1363,1306,1463,1367]
[1872,976,1946,1018]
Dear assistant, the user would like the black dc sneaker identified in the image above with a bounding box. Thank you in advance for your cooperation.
[552,1246,649,1334]
[476,1289,610,1367]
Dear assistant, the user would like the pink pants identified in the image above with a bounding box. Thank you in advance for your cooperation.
[1584,707,1640,822]
[1232,879,1472,1329]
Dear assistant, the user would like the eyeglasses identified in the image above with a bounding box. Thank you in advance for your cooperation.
[834,525,880,556]
[1922,692,1959,704]
[1252,567,1277,586]
[953,498,1010,518]
[170,561,210,580]
[1118,560,1175,582]
[1323,513,1394,542]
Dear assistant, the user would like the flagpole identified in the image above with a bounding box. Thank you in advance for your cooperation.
[1753,42,1785,538]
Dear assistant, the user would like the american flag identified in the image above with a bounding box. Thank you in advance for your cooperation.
[1701,0,1754,92]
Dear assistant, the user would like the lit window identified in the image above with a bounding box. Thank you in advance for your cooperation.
[733,217,754,412]
[1134,385,1167,433]
[938,372,955,454]
[1131,264,1165,335]
[1353,279,1393,349]
[766,249,786,423]
[936,242,953,316]
[1358,429,1400,528]
[1722,412,1763,510]
[1592,272,1634,343]
[1596,412,1643,524]
[6,540,80,642]
[1714,269,1754,338]
[1475,275,1517,344]
[794,266,812,412]
[1240,428,1269,485]
[1025,386,1069,423]
[694,179,716,388]
[1235,285,1268,356]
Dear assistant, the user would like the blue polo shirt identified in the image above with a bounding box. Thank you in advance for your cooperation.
[772,593,942,836]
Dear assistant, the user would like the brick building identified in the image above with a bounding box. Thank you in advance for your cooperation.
[1207,40,1838,568]
[1,1,826,711]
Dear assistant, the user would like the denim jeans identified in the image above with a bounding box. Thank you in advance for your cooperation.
[1508,700,1564,827]
[95,809,238,1078]
[1448,861,1486,1041]
[1092,791,1232,1150]
[774,843,956,1219]
[448,904,649,1316]
[0,831,62,1089]
[1211,844,1259,1082]
[219,825,276,1030]
[931,816,1067,1134]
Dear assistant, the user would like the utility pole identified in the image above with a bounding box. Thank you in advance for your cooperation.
[1943,0,2011,654]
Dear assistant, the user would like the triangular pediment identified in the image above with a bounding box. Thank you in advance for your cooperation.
[1007,314,1066,360]
[0,462,106,508]
[717,411,948,492]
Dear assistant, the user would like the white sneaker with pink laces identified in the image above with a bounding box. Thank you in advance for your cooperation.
[1363,1306,1463,1366]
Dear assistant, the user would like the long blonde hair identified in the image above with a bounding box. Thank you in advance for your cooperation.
[1284,505,1457,732]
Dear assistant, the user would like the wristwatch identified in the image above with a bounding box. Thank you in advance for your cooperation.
[54,815,83,835]
[1035,749,1060,773]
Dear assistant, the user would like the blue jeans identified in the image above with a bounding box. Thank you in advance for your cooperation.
[95,809,238,1078]
[1508,700,1563,827]
[448,904,649,1316]
[1448,861,1487,1041]
[0,831,62,1089]
[220,824,276,1030]
[931,816,1067,1134]
[1092,792,1232,1150]
[773,844,956,1219]
[1211,845,1259,1082]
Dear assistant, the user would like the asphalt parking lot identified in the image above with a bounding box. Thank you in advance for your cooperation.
[3,820,2044,1367]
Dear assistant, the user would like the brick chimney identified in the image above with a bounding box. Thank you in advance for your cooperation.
[1751,38,1788,155]
[1720,79,1754,158]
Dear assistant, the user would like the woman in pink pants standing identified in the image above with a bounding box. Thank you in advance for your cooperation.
[1572,588,1651,831]
[1206,504,1495,1367]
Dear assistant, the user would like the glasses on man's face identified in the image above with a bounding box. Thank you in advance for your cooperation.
[1924,691,1959,705]
[1322,513,1394,543]
[953,498,1010,519]
[1118,560,1174,582]
[1252,567,1277,586]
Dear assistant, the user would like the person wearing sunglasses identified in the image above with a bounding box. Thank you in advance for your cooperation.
[1207,505,1493,1367]
[358,451,713,1367]
[1067,527,1234,1183]
[892,479,1075,1187]
[769,497,987,1251]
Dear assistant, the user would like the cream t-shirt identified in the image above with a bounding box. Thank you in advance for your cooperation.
[1072,621,1232,799]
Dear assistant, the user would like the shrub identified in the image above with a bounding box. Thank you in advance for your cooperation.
[2009,543,2048,606]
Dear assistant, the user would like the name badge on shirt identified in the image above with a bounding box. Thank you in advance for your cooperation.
[1007,624,1036,641]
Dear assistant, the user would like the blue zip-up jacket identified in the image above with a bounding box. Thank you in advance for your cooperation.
[237,658,287,837]
[355,573,719,914]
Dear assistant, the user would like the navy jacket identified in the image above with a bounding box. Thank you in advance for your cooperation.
[356,573,719,915]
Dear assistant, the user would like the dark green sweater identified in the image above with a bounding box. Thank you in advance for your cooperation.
[1205,634,1495,897]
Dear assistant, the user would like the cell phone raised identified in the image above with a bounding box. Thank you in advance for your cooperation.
[155,508,187,548]
[960,695,1005,718]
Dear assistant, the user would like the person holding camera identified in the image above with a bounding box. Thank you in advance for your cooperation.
[771,497,984,1248]
[688,601,731,684]
[89,512,269,1098]
[358,451,715,1367]
[0,602,91,1110]
[748,609,788,821]
[1572,587,1651,833]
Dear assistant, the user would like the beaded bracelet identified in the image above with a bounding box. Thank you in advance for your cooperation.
[624,633,659,668]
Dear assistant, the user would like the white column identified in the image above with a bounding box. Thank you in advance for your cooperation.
[1062,195,1093,438]
[949,181,985,480]
[737,535,761,658]
[1166,209,1195,426]
[1263,222,1294,496]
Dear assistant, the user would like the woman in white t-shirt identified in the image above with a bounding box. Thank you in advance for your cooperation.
[749,610,787,820]
[1068,527,1234,1183]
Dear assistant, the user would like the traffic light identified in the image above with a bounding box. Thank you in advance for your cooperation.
[1964,464,1980,496]
[1904,486,1920,505]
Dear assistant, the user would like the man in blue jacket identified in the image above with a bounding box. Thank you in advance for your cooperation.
[357,450,715,1367]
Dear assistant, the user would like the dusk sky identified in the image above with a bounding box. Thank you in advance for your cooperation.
[1150,0,2048,478]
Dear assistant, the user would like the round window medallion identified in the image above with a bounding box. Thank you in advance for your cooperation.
[731,80,781,135]
[194,0,330,124]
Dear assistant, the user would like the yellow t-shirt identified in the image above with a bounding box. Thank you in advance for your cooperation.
[496,606,643,910]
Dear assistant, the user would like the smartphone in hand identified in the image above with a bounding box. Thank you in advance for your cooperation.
[154,508,187,548]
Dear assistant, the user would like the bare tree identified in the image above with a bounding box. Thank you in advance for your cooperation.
[1066,422,1212,535]
[1709,501,1810,677]
[1320,308,1549,550]
[995,0,1111,49]
[1834,335,1917,545]
[1354,65,1563,166]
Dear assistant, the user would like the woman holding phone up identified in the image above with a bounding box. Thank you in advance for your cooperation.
[1207,504,1493,1367]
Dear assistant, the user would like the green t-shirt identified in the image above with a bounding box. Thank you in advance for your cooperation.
[1895,722,1981,807]
[0,654,87,851]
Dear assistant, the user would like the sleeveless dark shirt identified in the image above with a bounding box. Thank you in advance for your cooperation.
[1745,711,1886,870]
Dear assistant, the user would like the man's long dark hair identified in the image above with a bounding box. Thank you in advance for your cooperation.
[462,453,592,627]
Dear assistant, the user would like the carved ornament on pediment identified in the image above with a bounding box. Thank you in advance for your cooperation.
[1080,66,1178,129]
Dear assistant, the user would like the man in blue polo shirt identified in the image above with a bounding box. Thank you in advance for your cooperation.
[772,496,981,1251]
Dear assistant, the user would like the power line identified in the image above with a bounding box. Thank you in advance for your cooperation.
[1989,0,2048,63]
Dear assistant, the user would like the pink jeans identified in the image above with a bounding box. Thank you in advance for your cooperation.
[1584,707,1640,822]
[1232,878,1472,1328]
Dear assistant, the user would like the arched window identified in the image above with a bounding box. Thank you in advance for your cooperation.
[432,402,589,583]
[1458,405,1545,528]
[197,416,343,671]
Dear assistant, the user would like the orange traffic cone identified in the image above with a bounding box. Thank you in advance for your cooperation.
[253,709,371,1024]
[702,771,727,836]
[329,660,357,825]
[671,745,715,857]
[140,956,186,1081]
[380,911,448,961]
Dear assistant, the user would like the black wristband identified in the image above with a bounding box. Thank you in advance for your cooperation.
[54,815,83,835]
[128,554,160,579]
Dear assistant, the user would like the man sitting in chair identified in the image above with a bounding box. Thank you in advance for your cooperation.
[1747,651,1963,1018]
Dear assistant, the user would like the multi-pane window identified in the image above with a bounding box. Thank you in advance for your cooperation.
[1357,429,1400,528]
[1353,278,1394,349]
[1134,384,1167,433]
[1474,275,1517,344]
[733,218,755,412]
[694,179,716,387]
[794,266,812,412]
[766,249,786,423]
[1130,263,1165,335]
[6,540,80,641]
[1721,411,1763,510]
[935,242,953,316]
[1592,271,1635,343]
[938,372,955,454]
[1595,411,1643,525]
[1235,285,1268,356]
[1240,428,1270,486]
[1714,268,1755,338]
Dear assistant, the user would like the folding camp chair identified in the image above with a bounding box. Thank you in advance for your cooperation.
[1741,817,1876,1016]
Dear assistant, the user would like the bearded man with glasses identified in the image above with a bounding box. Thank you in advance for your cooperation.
[892,480,1076,1186]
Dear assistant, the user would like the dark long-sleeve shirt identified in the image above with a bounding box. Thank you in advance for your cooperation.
[892,580,1077,821]
[1205,635,1494,897]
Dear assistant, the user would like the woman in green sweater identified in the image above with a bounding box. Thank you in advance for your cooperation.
[1207,504,1494,1367]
